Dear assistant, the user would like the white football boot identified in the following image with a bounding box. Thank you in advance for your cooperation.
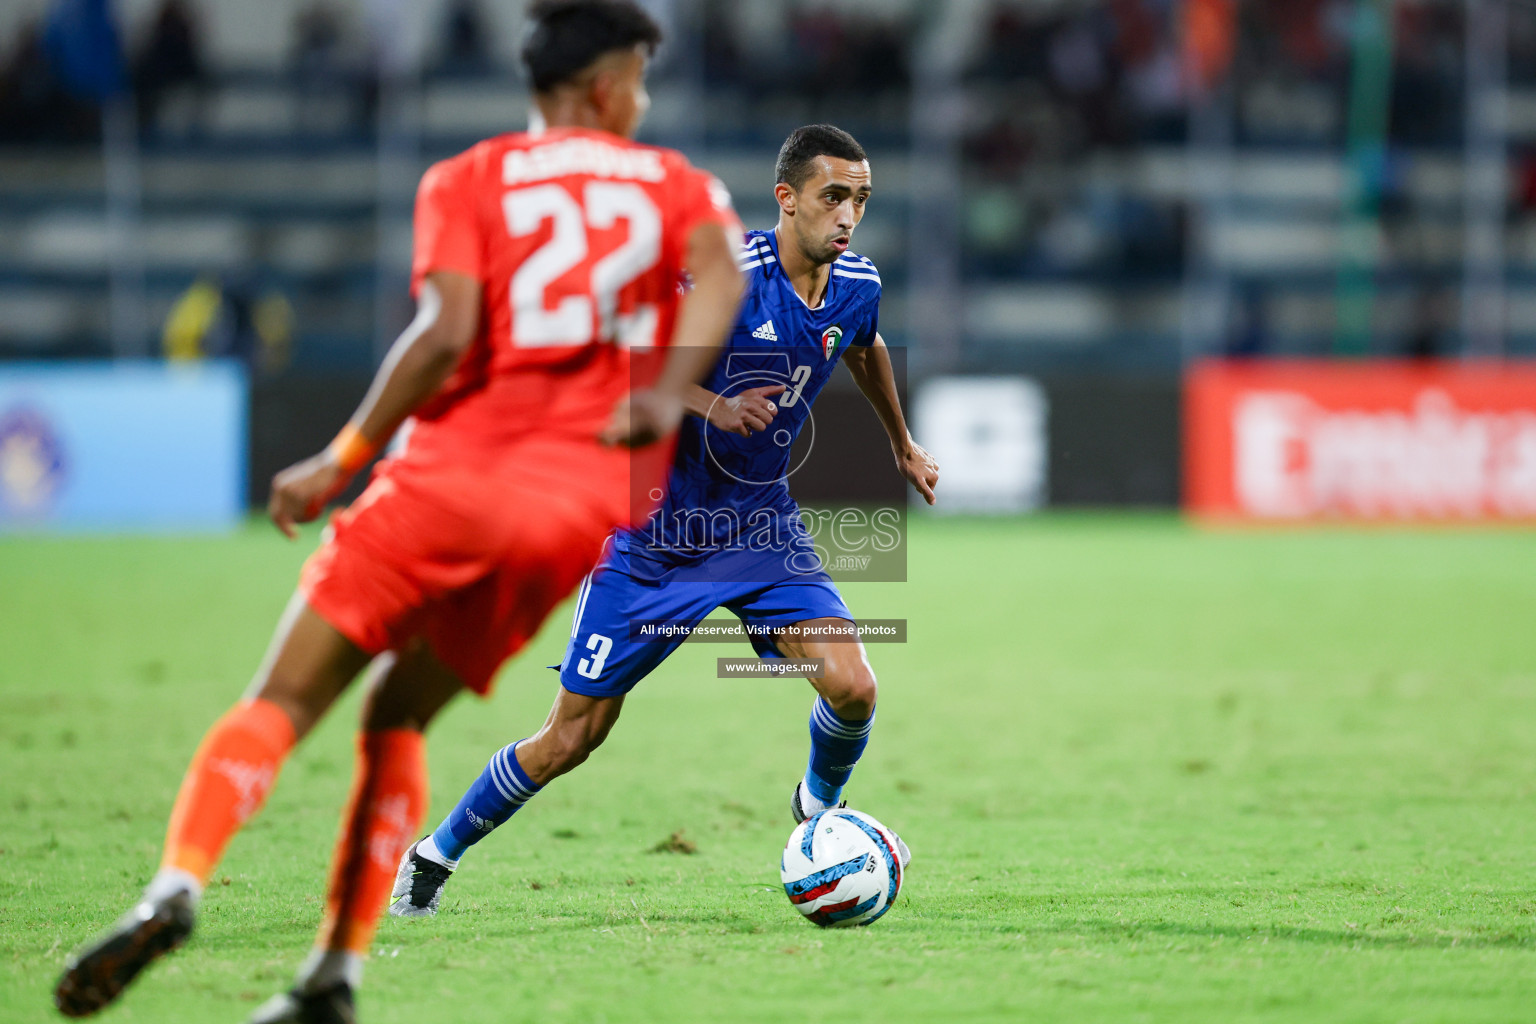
[388,839,453,918]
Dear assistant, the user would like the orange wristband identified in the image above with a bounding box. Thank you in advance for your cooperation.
[327,424,379,475]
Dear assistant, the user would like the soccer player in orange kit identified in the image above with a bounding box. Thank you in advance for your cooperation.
[53,3,743,1021]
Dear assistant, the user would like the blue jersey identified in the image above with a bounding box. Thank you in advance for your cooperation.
[616,228,882,581]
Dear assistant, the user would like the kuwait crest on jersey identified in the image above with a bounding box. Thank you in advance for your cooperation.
[820,324,844,360]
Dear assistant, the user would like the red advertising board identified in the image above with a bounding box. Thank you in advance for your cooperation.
[1185,361,1536,522]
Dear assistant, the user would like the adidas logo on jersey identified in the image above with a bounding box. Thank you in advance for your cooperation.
[752,320,778,341]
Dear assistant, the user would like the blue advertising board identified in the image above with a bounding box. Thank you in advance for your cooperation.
[0,361,247,531]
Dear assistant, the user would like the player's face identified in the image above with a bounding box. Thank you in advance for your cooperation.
[786,157,872,265]
[594,46,651,138]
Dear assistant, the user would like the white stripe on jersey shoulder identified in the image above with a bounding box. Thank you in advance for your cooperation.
[737,236,777,271]
[737,245,775,268]
[833,251,880,284]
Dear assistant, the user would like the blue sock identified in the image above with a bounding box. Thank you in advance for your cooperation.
[804,697,874,805]
[429,741,542,862]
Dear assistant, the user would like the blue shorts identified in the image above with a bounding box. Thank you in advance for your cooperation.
[556,565,855,699]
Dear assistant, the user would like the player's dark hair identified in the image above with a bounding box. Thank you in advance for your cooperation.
[521,0,662,93]
[775,124,868,192]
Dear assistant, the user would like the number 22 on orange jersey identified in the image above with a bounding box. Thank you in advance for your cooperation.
[501,182,661,350]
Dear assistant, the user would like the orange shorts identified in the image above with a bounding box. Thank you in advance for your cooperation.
[300,433,641,696]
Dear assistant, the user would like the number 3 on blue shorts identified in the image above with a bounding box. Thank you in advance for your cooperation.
[576,633,613,679]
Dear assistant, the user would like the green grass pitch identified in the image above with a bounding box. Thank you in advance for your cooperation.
[2,515,1534,1023]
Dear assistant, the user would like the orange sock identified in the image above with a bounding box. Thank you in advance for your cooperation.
[317,730,428,954]
[162,698,297,883]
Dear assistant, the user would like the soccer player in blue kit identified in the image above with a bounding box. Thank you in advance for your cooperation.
[390,124,939,915]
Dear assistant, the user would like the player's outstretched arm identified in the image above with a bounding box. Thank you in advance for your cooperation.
[842,333,940,505]
[268,272,482,537]
[600,220,744,447]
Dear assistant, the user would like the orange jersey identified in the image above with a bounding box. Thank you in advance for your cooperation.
[301,129,736,692]
[405,126,739,455]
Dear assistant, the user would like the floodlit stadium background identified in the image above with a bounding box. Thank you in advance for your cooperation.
[1,0,1534,523]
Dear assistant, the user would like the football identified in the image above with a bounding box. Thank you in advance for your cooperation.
[780,808,904,927]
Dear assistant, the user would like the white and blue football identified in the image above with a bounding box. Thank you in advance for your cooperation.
[781,808,904,927]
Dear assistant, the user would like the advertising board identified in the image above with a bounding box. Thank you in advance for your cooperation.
[0,361,247,531]
[1185,361,1536,522]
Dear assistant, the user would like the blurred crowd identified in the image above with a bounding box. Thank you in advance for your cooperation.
[956,0,1496,287]
[0,0,497,143]
[3,1,1519,149]
[7,0,1536,362]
